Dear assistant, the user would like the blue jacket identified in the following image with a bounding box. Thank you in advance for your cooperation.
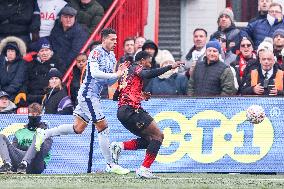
[242,18,284,48]
[145,73,188,95]
[50,21,88,72]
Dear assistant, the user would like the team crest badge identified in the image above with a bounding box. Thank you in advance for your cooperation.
[92,51,100,58]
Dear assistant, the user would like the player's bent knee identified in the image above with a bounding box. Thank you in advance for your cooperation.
[73,123,87,134]
[93,119,107,132]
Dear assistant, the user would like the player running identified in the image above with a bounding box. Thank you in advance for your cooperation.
[110,51,183,178]
[35,28,129,175]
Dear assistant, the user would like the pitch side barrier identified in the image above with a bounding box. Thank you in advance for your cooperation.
[0,97,282,174]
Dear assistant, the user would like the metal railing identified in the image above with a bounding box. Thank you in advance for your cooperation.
[62,0,147,83]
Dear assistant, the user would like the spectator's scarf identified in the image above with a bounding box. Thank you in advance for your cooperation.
[239,53,256,78]
[267,14,283,26]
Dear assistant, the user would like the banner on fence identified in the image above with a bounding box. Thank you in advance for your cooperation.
[0,97,282,173]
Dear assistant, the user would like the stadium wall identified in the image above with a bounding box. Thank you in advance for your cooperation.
[0,97,282,174]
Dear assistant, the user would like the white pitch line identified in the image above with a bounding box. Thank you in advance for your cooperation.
[9,175,284,182]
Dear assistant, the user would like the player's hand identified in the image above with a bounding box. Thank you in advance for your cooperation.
[171,61,185,69]
[141,91,151,101]
[253,83,264,95]
[118,62,129,72]
[116,62,129,77]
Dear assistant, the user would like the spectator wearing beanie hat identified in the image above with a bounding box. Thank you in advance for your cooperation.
[257,37,274,55]
[21,37,64,106]
[42,68,73,115]
[187,40,236,96]
[273,29,284,65]
[211,7,241,54]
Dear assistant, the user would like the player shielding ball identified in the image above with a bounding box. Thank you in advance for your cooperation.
[35,28,129,174]
[111,51,183,178]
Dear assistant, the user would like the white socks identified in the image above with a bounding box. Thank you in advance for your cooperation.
[45,124,76,138]
[97,127,112,164]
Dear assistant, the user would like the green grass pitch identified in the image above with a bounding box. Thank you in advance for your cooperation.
[1,173,284,189]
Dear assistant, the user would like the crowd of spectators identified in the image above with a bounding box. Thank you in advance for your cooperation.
[0,0,111,114]
[0,0,283,115]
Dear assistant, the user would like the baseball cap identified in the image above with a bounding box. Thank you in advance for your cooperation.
[0,91,9,98]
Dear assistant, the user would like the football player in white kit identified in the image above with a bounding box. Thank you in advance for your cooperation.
[35,28,129,174]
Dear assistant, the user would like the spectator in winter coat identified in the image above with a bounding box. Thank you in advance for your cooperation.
[273,29,284,66]
[21,37,64,106]
[187,40,236,96]
[42,68,73,114]
[50,6,88,72]
[145,50,188,96]
[0,36,27,103]
[230,36,257,91]
[249,0,273,23]
[67,0,104,35]
[242,2,284,49]
[0,91,17,114]
[210,8,241,54]
[0,0,40,45]
[241,49,284,96]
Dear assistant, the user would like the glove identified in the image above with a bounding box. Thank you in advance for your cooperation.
[23,52,37,62]
[14,93,27,105]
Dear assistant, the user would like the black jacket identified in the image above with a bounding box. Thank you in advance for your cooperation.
[0,56,26,101]
[0,0,40,36]
[24,54,63,104]
[43,87,73,115]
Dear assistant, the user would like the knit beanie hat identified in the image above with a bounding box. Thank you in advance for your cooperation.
[206,40,221,53]
[273,29,284,38]
[36,37,52,51]
[219,8,234,22]
[257,37,273,54]
[155,50,175,66]
[48,68,62,80]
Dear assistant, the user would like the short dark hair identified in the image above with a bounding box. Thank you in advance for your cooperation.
[101,28,116,39]
[123,37,135,47]
[28,103,42,114]
[193,28,207,37]
[135,51,150,62]
[76,53,87,59]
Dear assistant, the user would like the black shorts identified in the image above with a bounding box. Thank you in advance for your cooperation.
[117,105,153,136]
